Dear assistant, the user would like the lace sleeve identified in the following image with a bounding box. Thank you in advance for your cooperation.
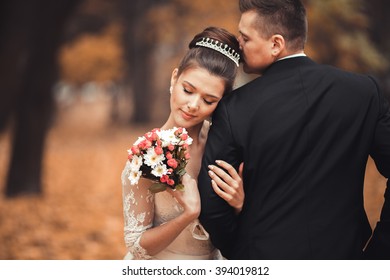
[121,161,154,259]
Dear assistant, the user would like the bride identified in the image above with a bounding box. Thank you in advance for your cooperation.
[121,27,243,260]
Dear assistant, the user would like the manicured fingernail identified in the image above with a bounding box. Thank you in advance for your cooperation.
[208,165,214,170]
[208,170,214,176]
[215,160,221,165]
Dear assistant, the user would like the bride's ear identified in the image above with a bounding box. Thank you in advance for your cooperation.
[170,68,179,89]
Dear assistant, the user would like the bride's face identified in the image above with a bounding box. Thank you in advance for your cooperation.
[169,67,225,128]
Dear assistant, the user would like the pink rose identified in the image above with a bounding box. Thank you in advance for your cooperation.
[175,127,183,135]
[167,179,175,186]
[154,146,163,155]
[160,175,169,183]
[166,152,173,160]
[138,140,152,150]
[167,158,178,169]
[152,132,158,141]
[144,132,152,141]
[131,146,140,155]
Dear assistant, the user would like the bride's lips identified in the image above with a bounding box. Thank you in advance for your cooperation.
[181,110,196,120]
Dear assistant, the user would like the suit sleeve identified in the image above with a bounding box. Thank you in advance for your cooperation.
[198,100,241,259]
[364,78,390,259]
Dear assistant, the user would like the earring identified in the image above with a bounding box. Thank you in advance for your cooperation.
[169,86,173,94]
[208,116,213,126]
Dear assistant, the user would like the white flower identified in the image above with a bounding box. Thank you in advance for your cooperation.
[144,147,165,167]
[151,163,168,177]
[157,128,180,147]
[134,136,146,146]
[129,155,143,171]
[184,135,193,145]
[128,170,142,185]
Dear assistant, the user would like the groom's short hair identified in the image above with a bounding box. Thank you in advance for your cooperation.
[239,0,307,51]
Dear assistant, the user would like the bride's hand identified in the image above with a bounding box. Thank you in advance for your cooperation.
[208,161,244,214]
[166,173,200,220]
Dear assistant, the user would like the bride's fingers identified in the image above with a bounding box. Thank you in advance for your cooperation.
[208,164,233,183]
[208,164,241,191]
[167,175,201,216]
[166,187,182,200]
[211,178,242,211]
[211,179,234,202]
[208,168,235,193]
[208,161,245,213]
[238,162,244,178]
[215,160,242,181]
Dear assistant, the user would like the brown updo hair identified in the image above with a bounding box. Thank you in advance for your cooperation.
[177,27,241,95]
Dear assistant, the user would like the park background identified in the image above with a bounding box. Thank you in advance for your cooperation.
[0,0,389,259]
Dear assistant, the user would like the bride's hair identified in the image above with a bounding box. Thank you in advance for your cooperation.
[177,27,241,95]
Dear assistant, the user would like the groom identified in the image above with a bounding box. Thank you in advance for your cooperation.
[198,0,390,259]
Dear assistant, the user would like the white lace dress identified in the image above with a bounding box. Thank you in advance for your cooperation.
[121,160,222,260]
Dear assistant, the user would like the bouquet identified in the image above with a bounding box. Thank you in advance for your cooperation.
[127,127,193,193]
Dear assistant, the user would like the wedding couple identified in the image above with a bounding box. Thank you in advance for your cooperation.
[122,0,390,260]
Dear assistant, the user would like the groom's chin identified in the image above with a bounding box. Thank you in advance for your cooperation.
[241,64,260,75]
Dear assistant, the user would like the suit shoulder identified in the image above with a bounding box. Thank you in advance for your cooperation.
[225,77,262,102]
[315,63,373,80]
[310,64,378,89]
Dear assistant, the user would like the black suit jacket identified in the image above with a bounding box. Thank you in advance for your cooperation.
[198,57,390,259]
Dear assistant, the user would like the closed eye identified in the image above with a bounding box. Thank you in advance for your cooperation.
[183,87,192,94]
[203,95,221,105]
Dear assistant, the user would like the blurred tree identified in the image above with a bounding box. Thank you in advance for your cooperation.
[59,0,125,85]
[147,0,239,70]
[367,0,390,58]
[59,23,125,85]
[0,0,80,197]
[56,0,239,124]
[63,0,119,42]
[141,0,240,120]
[303,0,387,73]
[55,0,388,124]
[120,0,170,124]
[365,0,390,99]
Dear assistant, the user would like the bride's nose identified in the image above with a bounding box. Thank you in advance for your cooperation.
[187,96,200,111]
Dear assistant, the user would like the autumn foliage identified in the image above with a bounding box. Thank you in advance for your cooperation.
[0,0,389,260]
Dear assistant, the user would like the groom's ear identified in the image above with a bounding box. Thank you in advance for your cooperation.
[270,34,285,58]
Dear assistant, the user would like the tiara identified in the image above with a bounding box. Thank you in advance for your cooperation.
[195,37,240,67]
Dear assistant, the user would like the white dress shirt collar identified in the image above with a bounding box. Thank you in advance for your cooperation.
[277,53,306,61]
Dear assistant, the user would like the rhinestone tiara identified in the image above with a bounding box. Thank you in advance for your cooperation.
[195,37,240,67]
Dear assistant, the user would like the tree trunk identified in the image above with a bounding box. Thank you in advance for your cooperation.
[2,0,80,197]
[0,1,30,131]
[366,0,390,101]
[121,0,160,124]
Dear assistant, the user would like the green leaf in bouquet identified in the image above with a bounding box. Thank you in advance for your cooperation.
[175,184,185,191]
[176,168,187,177]
[149,183,167,193]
